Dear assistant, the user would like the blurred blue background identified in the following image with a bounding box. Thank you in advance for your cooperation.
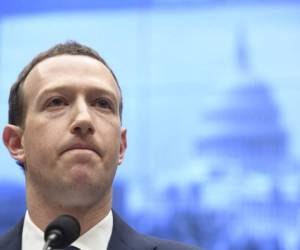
[1,1,300,249]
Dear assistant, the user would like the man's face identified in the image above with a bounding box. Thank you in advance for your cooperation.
[17,55,127,206]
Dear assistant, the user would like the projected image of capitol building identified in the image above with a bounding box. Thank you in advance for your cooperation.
[127,35,300,250]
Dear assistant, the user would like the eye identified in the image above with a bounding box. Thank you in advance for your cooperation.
[94,98,113,110]
[46,97,68,108]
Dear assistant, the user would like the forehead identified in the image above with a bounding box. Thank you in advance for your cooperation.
[22,55,120,101]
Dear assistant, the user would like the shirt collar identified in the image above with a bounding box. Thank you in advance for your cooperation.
[22,210,113,250]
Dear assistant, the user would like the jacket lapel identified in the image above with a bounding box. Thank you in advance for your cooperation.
[108,212,156,250]
[0,219,23,250]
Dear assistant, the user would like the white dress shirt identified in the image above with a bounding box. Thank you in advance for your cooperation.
[22,210,113,250]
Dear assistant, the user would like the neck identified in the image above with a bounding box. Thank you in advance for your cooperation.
[26,184,112,235]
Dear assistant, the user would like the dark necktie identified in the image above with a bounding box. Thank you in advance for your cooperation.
[64,246,81,250]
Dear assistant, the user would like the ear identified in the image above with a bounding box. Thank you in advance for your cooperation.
[2,124,25,165]
[118,128,127,165]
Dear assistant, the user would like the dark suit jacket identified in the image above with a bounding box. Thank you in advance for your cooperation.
[0,212,200,250]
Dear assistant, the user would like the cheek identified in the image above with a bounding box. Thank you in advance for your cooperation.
[25,116,65,139]
[102,126,121,147]
[105,132,122,165]
[23,132,51,161]
[23,123,60,163]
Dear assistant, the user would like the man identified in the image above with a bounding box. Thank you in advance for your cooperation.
[0,42,199,250]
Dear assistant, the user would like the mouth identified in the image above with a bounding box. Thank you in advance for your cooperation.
[63,144,100,156]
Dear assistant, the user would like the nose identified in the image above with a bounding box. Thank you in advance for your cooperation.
[70,99,95,136]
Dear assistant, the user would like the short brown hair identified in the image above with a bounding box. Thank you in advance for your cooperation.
[8,41,123,127]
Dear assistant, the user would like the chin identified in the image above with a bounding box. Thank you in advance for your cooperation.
[68,164,96,180]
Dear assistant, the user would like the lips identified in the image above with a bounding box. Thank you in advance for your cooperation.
[62,143,100,156]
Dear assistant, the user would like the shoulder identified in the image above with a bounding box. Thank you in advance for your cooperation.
[0,219,23,250]
[139,234,201,250]
[111,211,200,250]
